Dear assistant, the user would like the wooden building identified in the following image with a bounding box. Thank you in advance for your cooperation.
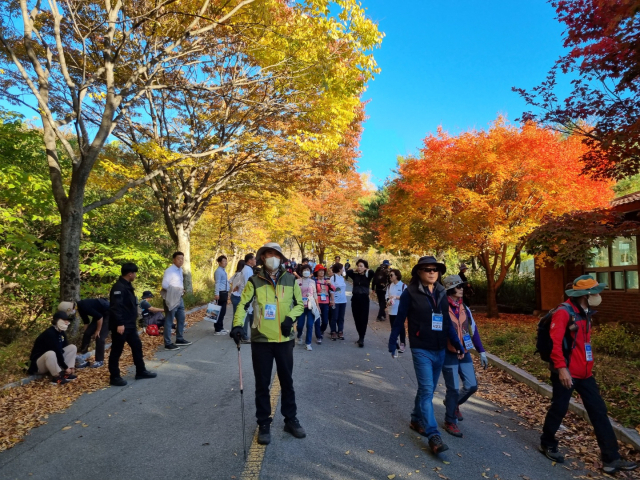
[535,192,640,324]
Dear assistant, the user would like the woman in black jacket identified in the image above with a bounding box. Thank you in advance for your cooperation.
[28,311,78,385]
[346,259,374,347]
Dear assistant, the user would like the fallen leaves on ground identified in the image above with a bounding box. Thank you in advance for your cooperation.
[474,355,640,479]
[0,310,203,452]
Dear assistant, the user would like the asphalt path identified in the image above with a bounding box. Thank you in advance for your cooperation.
[0,287,591,480]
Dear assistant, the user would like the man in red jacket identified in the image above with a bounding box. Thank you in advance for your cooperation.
[540,275,637,474]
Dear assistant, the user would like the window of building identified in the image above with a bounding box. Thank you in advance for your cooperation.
[585,236,638,292]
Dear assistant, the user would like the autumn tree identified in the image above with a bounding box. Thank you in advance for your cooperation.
[515,0,640,179]
[0,0,270,302]
[381,117,613,317]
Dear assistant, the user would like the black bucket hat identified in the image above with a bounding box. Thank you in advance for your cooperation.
[411,256,447,277]
[142,291,154,299]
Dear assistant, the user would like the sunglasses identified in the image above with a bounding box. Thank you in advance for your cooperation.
[418,267,439,273]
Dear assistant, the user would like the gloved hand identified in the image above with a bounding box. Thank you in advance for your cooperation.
[230,326,244,345]
[281,317,294,337]
[480,352,488,369]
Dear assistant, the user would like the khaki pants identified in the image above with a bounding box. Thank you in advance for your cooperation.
[36,345,77,376]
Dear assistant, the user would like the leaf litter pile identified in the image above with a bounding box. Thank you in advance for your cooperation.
[0,310,203,452]
[473,355,640,479]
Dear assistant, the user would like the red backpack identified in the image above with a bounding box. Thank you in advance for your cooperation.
[145,324,159,336]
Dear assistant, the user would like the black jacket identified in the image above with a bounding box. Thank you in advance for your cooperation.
[390,281,463,352]
[372,266,390,292]
[77,298,110,325]
[109,277,138,330]
[346,269,374,295]
[28,326,69,374]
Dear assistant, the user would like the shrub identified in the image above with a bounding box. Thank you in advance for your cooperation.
[592,323,640,359]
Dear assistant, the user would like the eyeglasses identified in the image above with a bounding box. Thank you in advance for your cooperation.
[418,267,439,273]
[455,286,464,290]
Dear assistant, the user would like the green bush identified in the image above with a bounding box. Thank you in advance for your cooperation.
[592,323,640,359]
[467,270,535,313]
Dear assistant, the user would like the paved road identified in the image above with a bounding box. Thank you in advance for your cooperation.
[1,289,590,480]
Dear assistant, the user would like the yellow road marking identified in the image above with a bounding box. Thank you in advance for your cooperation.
[240,376,281,480]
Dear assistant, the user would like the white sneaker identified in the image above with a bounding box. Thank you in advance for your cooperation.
[297,337,303,345]
[306,344,313,351]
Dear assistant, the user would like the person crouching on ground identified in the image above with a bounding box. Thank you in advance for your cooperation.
[441,274,488,438]
[296,264,318,350]
[28,311,78,385]
[388,256,464,455]
[539,275,637,475]
[230,242,306,446]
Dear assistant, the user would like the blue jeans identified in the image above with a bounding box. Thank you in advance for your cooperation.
[163,298,185,346]
[296,309,315,345]
[231,294,241,315]
[442,351,477,424]
[329,303,346,333]
[411,348,445,439]
[316,303,330,338]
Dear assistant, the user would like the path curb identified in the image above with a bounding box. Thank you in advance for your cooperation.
[1,304,208,391]
[478,351,640,450]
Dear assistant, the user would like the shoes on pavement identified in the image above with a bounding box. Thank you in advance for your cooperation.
[409,420,426,436]
[241,338,251,344]
[135,370,157,380]
[338,332,344,340]
[75,361,89,369]
[283,418,306,438]
[51,374,70,386]
[443,421,463,438]
[110,377,128,387]
[213,330,228,335]
[257,424,271,445]
[357,340,364,348]
[175,339,192,346]
[539,445,565,463]
[316,338,322,345]
[297,337,303,345]
[64,373,77,381]
[90,361,104,368]
[165,343,180,350]
[306,344,313,351]
[331,332,337,341]
[454,405,463,421]
[603,459,638,474]
[428,435,449,454]
[399,343,405,353]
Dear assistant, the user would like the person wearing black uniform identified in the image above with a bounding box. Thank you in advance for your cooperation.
[108,263,157,386]
[372,260,391,321]
[346,259,375,347]
[77,298,110,369]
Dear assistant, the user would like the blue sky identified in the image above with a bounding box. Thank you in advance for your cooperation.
[358,0,570,185]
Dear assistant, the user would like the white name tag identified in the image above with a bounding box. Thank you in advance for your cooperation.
[585,343,593,362]
[432,313,443,331]
[264,304,277,320]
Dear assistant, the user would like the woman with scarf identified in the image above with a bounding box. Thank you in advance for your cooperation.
[440,274,488,438]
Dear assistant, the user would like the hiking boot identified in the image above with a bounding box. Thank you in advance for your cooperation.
[338,332,344,340]
[444,421,463,438]
[135,370,157,380]
[165,343,180,351]
[110,377,128,387]
[331,332,337,341]
[257,424,271,445]
[284,418,306,438]
[175,339,192,346]
[409,420,426,435]
[90,361,104,368]
[429,435,449,454]
[454,406,463,421]
[603,459,638,474]
[51,374,70,386]
[539,445,565,463]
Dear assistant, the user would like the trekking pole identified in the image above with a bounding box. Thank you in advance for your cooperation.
[237,344,247,460]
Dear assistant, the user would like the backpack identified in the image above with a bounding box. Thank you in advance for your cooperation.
[145,324,159,336]
[535,302,575,363]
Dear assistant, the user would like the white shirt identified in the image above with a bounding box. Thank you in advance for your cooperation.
[330,274,347,304]
[162,264,184,290]
[386,281,406,315]
[241,264,255,314]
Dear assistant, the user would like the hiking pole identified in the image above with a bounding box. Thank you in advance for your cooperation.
[237,344,247,460]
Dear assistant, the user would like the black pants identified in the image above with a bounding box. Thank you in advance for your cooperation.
[541,374,619,463]
[251,340,297,426]
[215,291,228,332]
[80,317,110,362]
[389,315,406,345]
[108,328,146,379]
[351,293,370,340]
[376,290,387,319]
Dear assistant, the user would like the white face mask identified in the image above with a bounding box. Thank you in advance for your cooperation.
[56,320,69,331]
[264,257,280,271]
[302,271,311,278]
[588,294,602,307]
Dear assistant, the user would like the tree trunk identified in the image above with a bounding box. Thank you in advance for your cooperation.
[59,191,84,303]
[486,277,499,318]
[177,226,194,294]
